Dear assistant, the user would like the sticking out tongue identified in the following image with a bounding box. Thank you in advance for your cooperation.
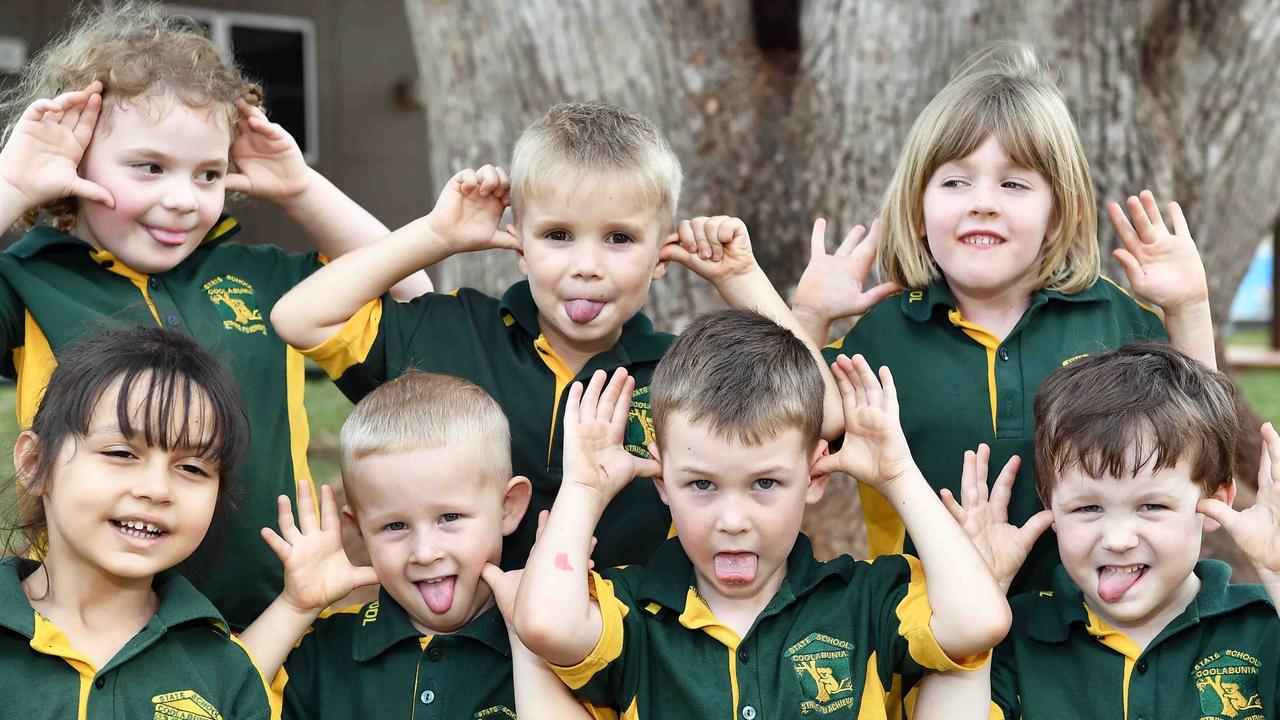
[419,577,457,614]
[565,299,605,324]
[714,552,758,584]
[1097,566,1145,603]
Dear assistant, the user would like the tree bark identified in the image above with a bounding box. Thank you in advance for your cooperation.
[405,0,1280,559]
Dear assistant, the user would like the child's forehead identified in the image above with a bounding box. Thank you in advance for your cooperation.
[1051,459,1200,502]
[346,447,506,502]
[97,91,234,137]
[517,168,668,220]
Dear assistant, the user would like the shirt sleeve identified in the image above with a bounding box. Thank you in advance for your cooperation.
[0,272,26,379]
[226,635,283,720]
[549,569,645,710]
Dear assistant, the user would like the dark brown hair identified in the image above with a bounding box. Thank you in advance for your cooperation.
[652,309,823,449]
[1034,341,1237,505]
[4,326,249,557]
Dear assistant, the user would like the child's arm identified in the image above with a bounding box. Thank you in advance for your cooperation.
[1106,190,1215,368]
[270,164,516,350]
[790,218,901,346]
[239,480,379,678]
[0,82,114,230]
[515,368,659,667]
[913,666,995,720]
[1199,422,1280,614]
[661,216,846,439]
[224,100,431,300]
[811,355,1011,659]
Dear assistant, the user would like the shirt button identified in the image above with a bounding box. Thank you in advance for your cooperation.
[420,689,435,704]
[165,314,182,327]
[149,277,159,289]
[741,706,756,720]
[998,347,1010,361]
[737,648,749,663]
[94,677,105,689]
[427,646,443,661]
[1136,659,1148,673]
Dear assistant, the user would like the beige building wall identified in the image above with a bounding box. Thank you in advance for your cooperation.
[0,0,430,252]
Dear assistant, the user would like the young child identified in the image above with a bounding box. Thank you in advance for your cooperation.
[0,1,429,627]
[0,326,275,719]
[270,102,840,571]
[238,371,611,719]
[791,41,1214,596]
[917,342,1280,719]
[514,309,1009,719]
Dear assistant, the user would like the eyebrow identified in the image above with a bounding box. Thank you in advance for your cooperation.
[122,147,229,168]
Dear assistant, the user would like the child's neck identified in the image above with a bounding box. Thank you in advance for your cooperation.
[22,556,158,669]
[536,317,623,377]
[946,281,1035,342]
[694,565,786,640]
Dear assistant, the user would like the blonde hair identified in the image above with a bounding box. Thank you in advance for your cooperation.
[878,41,1099,294]
[510,102,683,224]
[651,309,824,450]
[0,1,262,233]
[339,372,513,503]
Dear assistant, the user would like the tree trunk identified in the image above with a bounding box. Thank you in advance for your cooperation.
[405,0,1280,559]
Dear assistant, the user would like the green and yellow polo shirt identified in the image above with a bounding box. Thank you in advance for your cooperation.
[826,278,1166,596]
[0,219,325,628]
[0,557,277,720]
[552,534,984,719]
[303,280,675,570]
[278,589,524,719]
[990,560,1279,720]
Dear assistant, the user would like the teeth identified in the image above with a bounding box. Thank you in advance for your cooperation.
[962,234,1002,245]
[115,519,162,536]
[1102,565,1145,574]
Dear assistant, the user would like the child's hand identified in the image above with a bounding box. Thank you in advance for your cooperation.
[939,446,1053,592]
[562,368,661,501]
[1107,190,1208,313]
[792,218,901,324]
[224,99,312,203]
[425,164,518,254]
[483,511,597,623]
[811,354,915,489]
[0,81,114,211]
[1199,423,1280,584]
[261,479,379,613]
[659,215,759,285]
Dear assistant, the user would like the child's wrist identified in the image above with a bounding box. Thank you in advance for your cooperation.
[271,167,320,211]
[1160,296,1211,319]
[0,175,34,218]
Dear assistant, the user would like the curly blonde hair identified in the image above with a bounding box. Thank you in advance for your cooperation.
[878,42,1099,295]
[0,1,262,233]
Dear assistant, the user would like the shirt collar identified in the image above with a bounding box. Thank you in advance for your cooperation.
[636,534,847,617]
[497,280,671,364]
[5,215,242,261]
[352,587,511,662]
[900,277,1110,324]
[0,557,228,639]
[1027,560,1271,645]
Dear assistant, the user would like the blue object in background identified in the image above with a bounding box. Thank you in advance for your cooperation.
[1231,240,1274,322]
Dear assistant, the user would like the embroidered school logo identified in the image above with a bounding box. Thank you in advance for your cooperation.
[474,706,517,718]
[151,690,222,719]
[203,275,267,335]
[785,632,855,714]
[1194,649,1264,719]
[624,385,656,458]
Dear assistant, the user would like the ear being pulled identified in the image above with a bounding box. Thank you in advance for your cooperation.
[501,475,533,536]
[1201,479,1238,533]
[807,439,832,504]
[647,442,670,506]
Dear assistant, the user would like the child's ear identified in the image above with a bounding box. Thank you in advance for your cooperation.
[341,505,364,538]
[652,231,677,281]
[512,224,529,275]
[1202,480,1237,533]
[807,439,832,504]
[13,431,42,495]
[647,442,671,506]
[501,475,533,536]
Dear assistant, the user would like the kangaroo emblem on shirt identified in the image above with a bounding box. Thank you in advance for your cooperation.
[203,275,267,335]
[1194,650,1264,718]
[151,689,222,719]
[785,632,856,714]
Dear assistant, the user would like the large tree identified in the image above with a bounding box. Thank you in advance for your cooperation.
[405,0,1280,562]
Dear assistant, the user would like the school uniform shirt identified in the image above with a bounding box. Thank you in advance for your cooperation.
[303,280,676,570]
[0,218,324,629]
[0,557,277,720]
[991,560,1280,720]
[277,590,520,719]
[551,534,984,719]
[825,278,1167,596]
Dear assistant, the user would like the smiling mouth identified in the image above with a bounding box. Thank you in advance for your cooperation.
[111,518,166,541]
[959,233,1005,246]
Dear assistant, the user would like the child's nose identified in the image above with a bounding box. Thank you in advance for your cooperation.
[714,499,751,535]
[130,464,174,503]
[569,241,605,279]
[1099,519,1140,552]
[967,184,1000,217]
[161,181,200,213]
[408,531,447,565]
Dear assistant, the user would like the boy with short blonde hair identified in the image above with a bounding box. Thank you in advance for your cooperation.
[271,102,840,573]
[515,309,1009,719]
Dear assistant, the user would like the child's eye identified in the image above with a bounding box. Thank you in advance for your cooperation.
[198,170,224,183]
[385,521,408,532]
[439,513,462,524]
[605,232,634,245]
[940,178,967,188]
[177,462,211,477]
[1001,180,1030,190]
[691,479,714,492]
[133,163,163,175]
[1074,505,1102,514]
[545,229,570,242]
[753,478,778,490]
[1138,503,1167,512]
[102,448,138,460]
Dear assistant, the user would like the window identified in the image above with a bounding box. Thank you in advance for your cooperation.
[167,6,319,164]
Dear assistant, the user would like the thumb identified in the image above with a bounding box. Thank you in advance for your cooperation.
[811,452,843,478]
[350,565,380,589]
[490,227,522,252]
[1112,248,1143,282]
[1197,498,1236,531]
[862,282,902,308]
[658,242,696,268]
[71,179,114,209]
[1019,510,1055,546]
[634,457,662,480]
[223,172,252,194]
[480,562,506,590]
[939,489,966,527]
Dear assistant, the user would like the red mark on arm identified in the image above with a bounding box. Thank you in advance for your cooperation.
[554,553,574,572]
